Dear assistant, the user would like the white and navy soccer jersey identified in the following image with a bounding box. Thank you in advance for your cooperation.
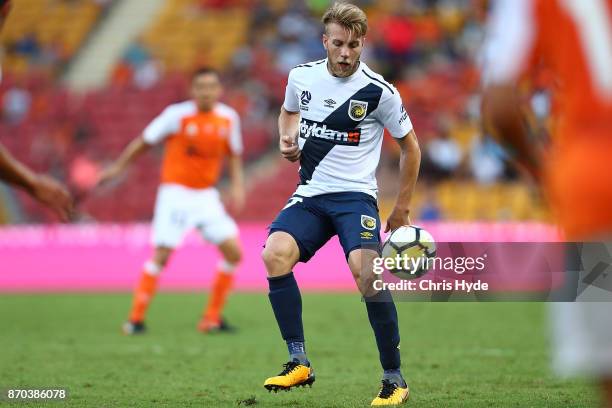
[269,59,415,262]
[283,58,414,199]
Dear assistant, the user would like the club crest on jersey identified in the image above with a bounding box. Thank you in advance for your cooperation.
[361,215,376,230]
[348,100,368,121]
[186,122,199,137]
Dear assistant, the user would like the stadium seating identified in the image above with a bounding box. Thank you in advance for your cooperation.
[0,0,105,75]
[141,1,249,70]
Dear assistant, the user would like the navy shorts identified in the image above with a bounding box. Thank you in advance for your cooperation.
[269,192,381,263]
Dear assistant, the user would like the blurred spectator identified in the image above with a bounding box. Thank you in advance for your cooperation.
[423,132,462,180]
[38,38,67,70]
[2,85,31,124]
[69,153,99,193]
[374,11,417,70]
[110,61,133,88]
[123,40,151,69]
[201,0,239,9]
[277,7,313,39]
[73,116,94,146]
[133,59,162,90]
[274,6,321,72]
[248,0,275,34]
[469,137,506,185]
[111,41,163,90]
[276,37,309,73]
[419,188,442,221]
[11,32,40,59]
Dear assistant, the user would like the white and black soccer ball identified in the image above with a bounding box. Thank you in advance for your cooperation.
[381,225,436,280]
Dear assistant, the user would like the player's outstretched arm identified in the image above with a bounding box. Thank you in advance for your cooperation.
[228,153,245,212]
[0,143,73,221]
[96,136,150,187]
[482,85,541,182]
[385,130,420,232]
[278,107,301,162]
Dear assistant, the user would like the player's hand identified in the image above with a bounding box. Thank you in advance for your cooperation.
[96,163,124,188]
[385,206,411,233]
[30,174,74,222]
[231,184,245,213]
[280,134,301,162]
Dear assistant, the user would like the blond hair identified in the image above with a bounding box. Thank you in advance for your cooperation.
[321,2,368,38]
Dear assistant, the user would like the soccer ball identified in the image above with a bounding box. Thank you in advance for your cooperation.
[381,225,436,280]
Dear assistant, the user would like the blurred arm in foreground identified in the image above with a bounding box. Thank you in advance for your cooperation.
[481,85,542,182]
[0,0,72,221]
[0,143,73,221]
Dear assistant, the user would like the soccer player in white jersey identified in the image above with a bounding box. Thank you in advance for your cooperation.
[261,3,420,406]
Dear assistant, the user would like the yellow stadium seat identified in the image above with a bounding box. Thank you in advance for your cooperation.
[0,0,103,74]
[141,1,248,71]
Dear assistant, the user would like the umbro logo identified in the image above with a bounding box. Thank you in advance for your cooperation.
[324,98,337,108]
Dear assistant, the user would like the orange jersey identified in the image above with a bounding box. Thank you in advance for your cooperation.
[483,0,612,239]
[143,101,242,189]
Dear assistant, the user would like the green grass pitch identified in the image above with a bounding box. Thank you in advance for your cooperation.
[0,293,598,407]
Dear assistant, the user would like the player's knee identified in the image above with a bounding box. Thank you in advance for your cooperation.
[348,249,378,295]
[153,247,173,268]
[218,237,242,265]
[262,232,299,275]
[158,255,170,268]
[261,246,280,269]
[352,267,377,296]
[153,256,169,268]
[224,245,242,265]
[261,244,291,274]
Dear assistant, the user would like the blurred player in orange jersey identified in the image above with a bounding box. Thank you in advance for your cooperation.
[482,0,612,405]
[98,68,245,334]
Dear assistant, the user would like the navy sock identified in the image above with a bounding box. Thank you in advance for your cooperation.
[364,290,401,371]
[268,272,307,363]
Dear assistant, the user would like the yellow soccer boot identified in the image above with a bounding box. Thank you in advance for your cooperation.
[263,360,315,392]
[371,379,409,406]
